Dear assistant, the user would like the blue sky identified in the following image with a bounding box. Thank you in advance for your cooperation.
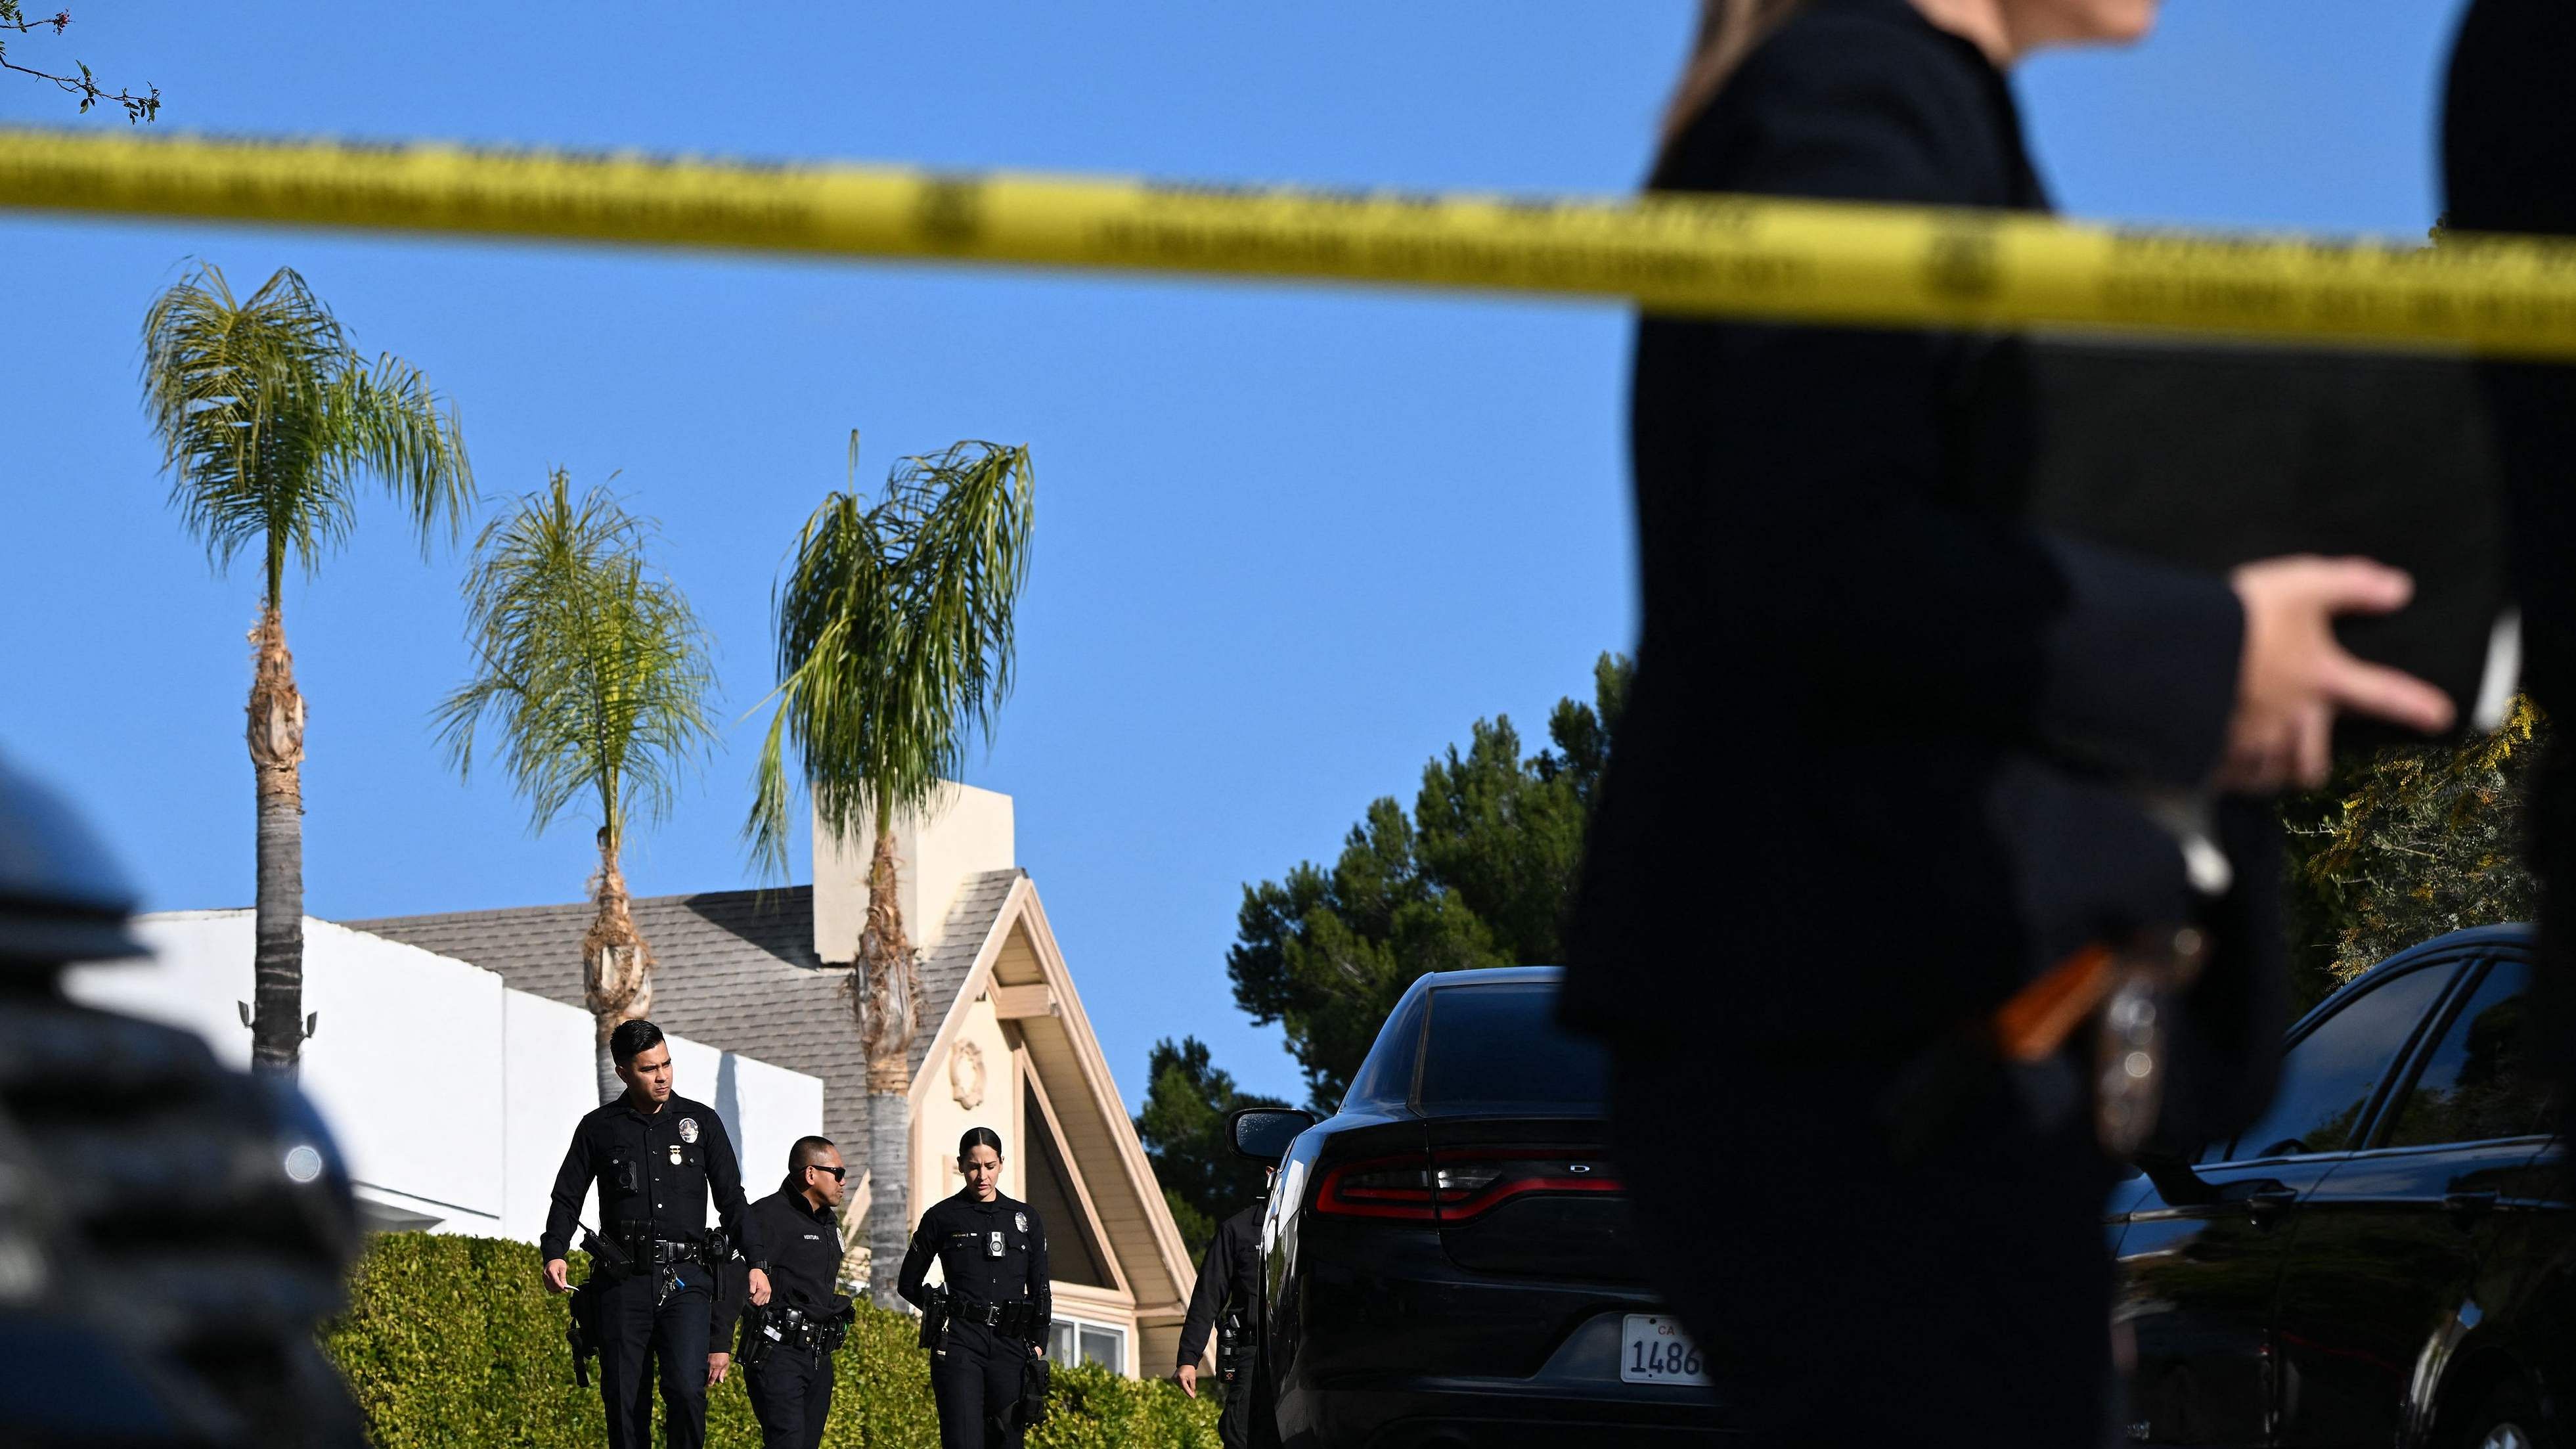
[1,2,2472,1109]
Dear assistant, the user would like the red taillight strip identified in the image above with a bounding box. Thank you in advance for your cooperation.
[1310,1151,1626,1224]
[1312,1155,1440,1220]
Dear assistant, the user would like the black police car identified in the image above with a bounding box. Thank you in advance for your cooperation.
[2114,924,2572,1448]
[1228,966,1727,1448]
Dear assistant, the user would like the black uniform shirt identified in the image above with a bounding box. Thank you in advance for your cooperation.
[1565,0,2244,1057]
[897,1190,1052,1335]
[540,1091,762,1267]
[1176,1198,1262,1367]
[713,1180,845,1349]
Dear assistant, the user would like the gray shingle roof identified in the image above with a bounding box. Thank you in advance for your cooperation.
[343,872,1023,1167]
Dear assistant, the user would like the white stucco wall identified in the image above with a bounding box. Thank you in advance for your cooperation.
[66,910,824,1246]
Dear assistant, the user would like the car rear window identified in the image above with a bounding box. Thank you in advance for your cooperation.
[1416,981,1607,1113]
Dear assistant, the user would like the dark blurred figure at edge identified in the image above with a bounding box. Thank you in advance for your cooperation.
[2446,1,2576,1187]
[1174,1170,1270,1449]
[541,1019,769,1449]
[713,1136,856,1449]
[1563,1,2458,1445]
[0,750,370,1447]
[899,1126,1052,1449]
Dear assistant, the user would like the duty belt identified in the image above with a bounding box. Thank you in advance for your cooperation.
[953,1297,1040,1335]
[610,1233,713,1266]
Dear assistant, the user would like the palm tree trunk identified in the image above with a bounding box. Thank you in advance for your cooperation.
[866,1088,909,1308]
[857,823,923,1308]
[584,827,654,1104]
[248,604,308,1077]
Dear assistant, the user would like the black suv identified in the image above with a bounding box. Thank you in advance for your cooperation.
[2115,924,2571,1448]
[1230,966,1727,1448]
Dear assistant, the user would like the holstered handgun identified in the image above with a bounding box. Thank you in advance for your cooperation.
[1216,1311,1245,1383]
[919,1283,950,1356]
[821,1295,855,1354]
[566,1231,631,1387]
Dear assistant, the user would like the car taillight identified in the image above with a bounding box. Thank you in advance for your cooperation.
[1314,1151,1622,1224]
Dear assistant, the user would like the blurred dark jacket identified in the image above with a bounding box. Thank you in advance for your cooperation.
[1563,0,2280,1153]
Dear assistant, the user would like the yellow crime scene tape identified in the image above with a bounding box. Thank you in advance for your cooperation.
[9,126,2576,358]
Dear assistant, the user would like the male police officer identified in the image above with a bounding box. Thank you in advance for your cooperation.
[713,1137,854,1449]
[543,1019,769,1449]
[1174,1174,1266,1449]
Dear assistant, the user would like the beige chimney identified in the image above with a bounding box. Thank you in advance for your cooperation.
[811,782,1015,965]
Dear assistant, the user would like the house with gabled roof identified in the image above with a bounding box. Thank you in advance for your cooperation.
[345,784,1196,1377]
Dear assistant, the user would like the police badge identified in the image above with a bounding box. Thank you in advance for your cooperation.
[1015,1211,1028,1233]
[678,1117,700,1144]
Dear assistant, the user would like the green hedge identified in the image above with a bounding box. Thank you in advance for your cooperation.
[323,1232,1222,1448]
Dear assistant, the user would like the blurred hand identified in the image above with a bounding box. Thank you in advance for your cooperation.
[1177,1364,1199,1399]
[2221,556,2454,792]
[543,1258,572,1295]
[708,1352,731,1387]
[748,1268,772,1307]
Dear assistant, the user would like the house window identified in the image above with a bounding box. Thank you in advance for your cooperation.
[1046,1315,1126,1375]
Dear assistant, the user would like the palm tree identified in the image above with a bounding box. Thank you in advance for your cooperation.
[143,263,473,1077]
[749,432,1034,1306]
[436,470,718,1103]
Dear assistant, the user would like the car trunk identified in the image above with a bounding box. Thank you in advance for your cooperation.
[1426,1115,1643,1282]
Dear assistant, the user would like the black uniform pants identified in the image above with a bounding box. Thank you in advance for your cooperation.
[1610,1051,2120,1449]
[744,1347,833,1449]
[1216,1375,1252,1449]
[595,1268,713,1449]
[929,1320,1031,1449]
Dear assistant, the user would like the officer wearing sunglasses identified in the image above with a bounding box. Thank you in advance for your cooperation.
[715,1137,857,1449]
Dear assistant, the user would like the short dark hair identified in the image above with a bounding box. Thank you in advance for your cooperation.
[958,1126,1004,1159]
[610,1019,665,1067]
[790,1136,837,1172]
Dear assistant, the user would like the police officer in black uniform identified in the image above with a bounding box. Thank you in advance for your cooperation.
[898,1126,1051,1449]
[1174,1172,1267,1449]
[713,1136,854,1449]
[542,1019,768,1449]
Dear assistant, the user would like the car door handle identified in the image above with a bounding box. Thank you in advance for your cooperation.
[2443,1189,2500,1215]
[2224,1180,2298,1223]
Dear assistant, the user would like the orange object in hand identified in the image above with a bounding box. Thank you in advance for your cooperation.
[1991,943,2117,1063]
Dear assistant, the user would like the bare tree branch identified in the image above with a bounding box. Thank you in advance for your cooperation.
[0,6,160,122]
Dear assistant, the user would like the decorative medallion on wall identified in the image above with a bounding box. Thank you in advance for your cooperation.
[950,1039,987,1111]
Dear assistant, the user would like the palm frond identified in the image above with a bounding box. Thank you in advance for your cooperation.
[437,470,718,849]
[744,437,1035,880]
[141,263,474,604]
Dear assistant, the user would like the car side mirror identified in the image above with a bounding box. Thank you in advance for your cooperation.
[1228,1107,1318,1164]
[2132,1149,2219,1207]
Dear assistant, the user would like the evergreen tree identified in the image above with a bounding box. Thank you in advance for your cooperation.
[1228,654,1630,1108]
[1132,1038,1287,1262]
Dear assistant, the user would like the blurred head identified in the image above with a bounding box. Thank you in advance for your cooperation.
[791,1136,846,1209]
[1659,0,2159,161]
[610,1021,673,1105]
[1984,0,2158,52]
[958,1126,1004,1201]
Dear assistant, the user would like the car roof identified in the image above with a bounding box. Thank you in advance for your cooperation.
[2293,922,2531,1035]
[1419,964,1563,988]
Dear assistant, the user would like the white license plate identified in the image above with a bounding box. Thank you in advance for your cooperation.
[1619,1313,1710,1385]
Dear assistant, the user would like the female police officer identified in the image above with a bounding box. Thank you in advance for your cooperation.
[898,1126,1050,1449]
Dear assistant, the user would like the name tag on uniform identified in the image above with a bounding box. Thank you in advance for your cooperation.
[987,1231,1006,1259]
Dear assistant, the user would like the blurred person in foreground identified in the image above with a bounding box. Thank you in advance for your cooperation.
[2445,0,2576,1184]
[1563,1,2456,1444]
